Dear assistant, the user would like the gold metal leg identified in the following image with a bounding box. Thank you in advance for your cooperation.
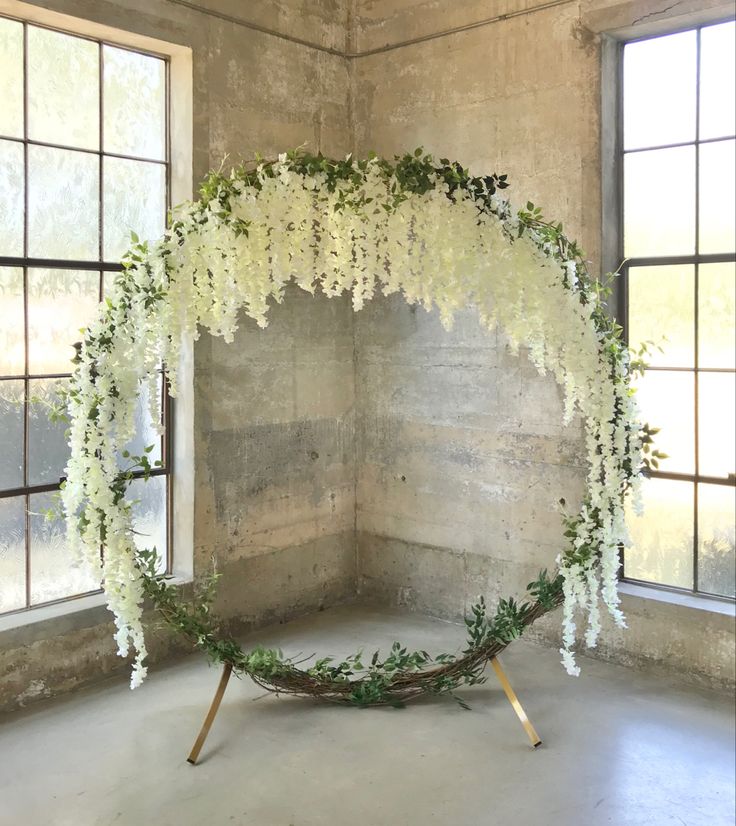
[187,663,233,765]
[490,656,542,749]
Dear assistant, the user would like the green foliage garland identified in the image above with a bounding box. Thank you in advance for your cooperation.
[60,148,650,692]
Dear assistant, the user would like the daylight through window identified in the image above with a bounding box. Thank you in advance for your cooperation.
[0,15,171,615]
[621,21,736,599]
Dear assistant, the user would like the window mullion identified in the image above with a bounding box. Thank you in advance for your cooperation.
[98,41,104,293]
[21,20,31,610]
[693,26,702,593]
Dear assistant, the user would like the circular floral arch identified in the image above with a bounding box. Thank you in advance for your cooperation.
[62,150,645,702]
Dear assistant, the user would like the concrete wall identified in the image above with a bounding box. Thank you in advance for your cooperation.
[197,285,357,628]
[355,295,587,618]
[2,0,733,713]
[352,295,735,691]
[350,0,735,690]
[0,0,354,712]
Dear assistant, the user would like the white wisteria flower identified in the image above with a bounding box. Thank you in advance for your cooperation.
[61,150,645,688]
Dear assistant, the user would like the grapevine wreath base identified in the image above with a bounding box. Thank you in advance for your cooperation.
[140,552,564,709]
[137,554,564,760]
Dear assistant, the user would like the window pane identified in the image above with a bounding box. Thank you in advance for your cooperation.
[699,139,736,254]
[0,139,24,257]
[28,269,100,374]
[698,483,736,598]
[0,268,24,376]
[626,477,694,589]
[624,30,697,150]
[103,46,165,160]
[118,383,163,467]
[103,157,166,261]
[634,370,695,474]
[0,380,24,491]
[128,475,167,573]
[0,495,25,613]
[0,17,23,138]
[628,265,694,368]
[699,372,735,479]
[27,25,99,150]
[699,263,736,369]
[624,146,695,257]
[28,145,99,259]
[119,377,163,467]
[27,378,69,486]
[29,491,100,605]
[700,21,736,141]
[103,270,118,297]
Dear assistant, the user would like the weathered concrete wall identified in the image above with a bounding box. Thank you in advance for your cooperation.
[350,0,735,689]
[353,0,602,262]
[355,294,587,616]
[196,285,357,624]
[0,0,353,713]
[3,0,733,714]
[353,295,735,689]
[352,0,603,639]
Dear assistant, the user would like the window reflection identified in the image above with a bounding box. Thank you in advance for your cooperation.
[28,269,100,374]
[626,477,694,590]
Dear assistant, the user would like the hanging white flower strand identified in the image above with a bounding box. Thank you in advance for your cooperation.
[61,150,645,689]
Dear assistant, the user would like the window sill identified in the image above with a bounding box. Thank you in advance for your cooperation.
[0,576,192,649]
[618,580,736,617]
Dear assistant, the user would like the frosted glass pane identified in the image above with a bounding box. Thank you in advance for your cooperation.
[28,269,100,374]
[0,139,24,257]
[103,46,165,160]
[0,380,24,491]
[634,370,694,474]
[699,140,735,254]
[29,491,100,605]
[27,25,98,149]
[699,263,736,369]
[699,373,735,479]
[698,484,735,598]
[0,17,23,138]
[625,477,693,589]
[628,265,693,368]
[0,496,25,613]
[118,377,163,466]
[624,31,696,150]
[0,268,24,376]
[624,147,695,257]
[128,475,167,573]
[28,146,99,259]
[700,22,736,141]
[103,157,166,261]
[103,270,118,297]
[28,378,69,486]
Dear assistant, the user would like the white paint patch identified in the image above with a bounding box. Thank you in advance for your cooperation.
[17,679,49,706]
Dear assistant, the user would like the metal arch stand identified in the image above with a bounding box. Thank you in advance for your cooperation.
[490,656,542,748]
[185,655,540,765]
[186,663,233,765]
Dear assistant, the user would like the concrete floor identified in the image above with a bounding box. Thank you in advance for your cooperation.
[0,606,733,826]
